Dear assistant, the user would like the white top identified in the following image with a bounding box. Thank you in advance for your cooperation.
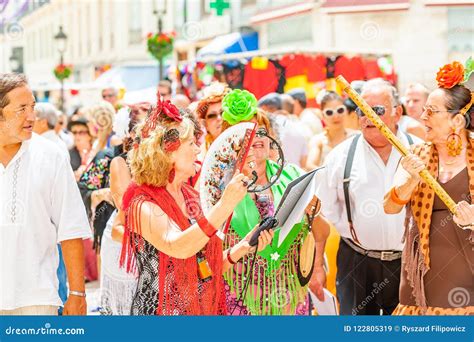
[398,115,419,134]
[41,130,69,161]
[59,130,74,150]
[0,134,91,310]
[315,131,423,251]
[300,109,323,140]
[276,116,308,167]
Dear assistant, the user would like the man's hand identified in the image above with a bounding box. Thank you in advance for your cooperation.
[309,265,326,301]
[63,295,87,315]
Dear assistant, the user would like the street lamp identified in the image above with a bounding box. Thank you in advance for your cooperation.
[9,54,20,72]
[153,0,167,80]
[9,47,24,73]
[54,26,68,112]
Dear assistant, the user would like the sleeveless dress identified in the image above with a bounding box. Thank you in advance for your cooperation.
[394,168,474,315]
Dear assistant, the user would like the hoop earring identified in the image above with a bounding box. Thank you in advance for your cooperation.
[446,128,462,157]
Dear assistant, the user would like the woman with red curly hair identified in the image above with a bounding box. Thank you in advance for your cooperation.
[384,61,474,315]
[196,83,230,156]
[120,96,272,315]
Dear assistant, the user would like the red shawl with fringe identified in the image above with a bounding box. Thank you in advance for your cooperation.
[120,182,226,315]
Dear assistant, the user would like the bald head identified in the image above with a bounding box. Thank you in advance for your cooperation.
[172,94,191,110]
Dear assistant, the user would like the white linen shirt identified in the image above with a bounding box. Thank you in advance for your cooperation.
[0,134,91,310]
[315,131,422,251]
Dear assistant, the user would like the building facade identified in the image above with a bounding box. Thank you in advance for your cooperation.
[0,0,472,100]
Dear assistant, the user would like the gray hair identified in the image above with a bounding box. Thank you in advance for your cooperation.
[35,102,59,129]
[405,83,430,98]
[362,78,400,107]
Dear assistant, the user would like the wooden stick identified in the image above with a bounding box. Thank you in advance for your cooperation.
[336,75,457,214]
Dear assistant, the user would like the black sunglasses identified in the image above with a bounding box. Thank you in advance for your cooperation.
[355,105,387,117]
[323,106,345,116]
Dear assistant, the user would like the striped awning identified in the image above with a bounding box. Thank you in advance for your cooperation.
[320,0,410,13]
[250,1,314,25]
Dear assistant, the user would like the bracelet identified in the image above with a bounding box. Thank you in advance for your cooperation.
[197,217,217,237]
[226,247,238,265]
[457,223,474,231]
[69,290,86,297]
[390,187,410,206]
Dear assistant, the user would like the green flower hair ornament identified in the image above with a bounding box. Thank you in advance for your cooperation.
[222,89,258,125]
[464,57,474,82]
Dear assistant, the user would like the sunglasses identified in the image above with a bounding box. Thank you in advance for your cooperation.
[355,105,387,117]
[72,130,89,136]
[422,106,453,117]
[205,111,223,120]
[323,106,345,116]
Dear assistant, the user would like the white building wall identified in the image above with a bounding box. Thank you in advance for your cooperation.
[317,1,449,92]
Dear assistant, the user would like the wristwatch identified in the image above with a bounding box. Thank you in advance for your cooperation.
[69,290,86,297]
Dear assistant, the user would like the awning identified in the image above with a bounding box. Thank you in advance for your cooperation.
[321,0,410,13]
[250,1,314,25]
[92,65,168,91]
[196,32,258,59]
[424,0,474,6]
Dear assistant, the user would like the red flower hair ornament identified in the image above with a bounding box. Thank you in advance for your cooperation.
[139,92,183,153]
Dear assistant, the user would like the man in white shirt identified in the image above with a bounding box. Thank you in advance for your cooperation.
[316,79,422,315]
[0,73,91,315]
[287,88,324,140]
[33,102,68,154]
[258,93,308,167]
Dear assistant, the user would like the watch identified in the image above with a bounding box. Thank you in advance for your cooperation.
[69,290,86,297]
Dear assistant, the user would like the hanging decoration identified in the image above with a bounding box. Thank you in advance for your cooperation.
[146,31,176,60]
[53,63,73,81]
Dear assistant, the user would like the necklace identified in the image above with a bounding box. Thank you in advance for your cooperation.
[10,157,21,223]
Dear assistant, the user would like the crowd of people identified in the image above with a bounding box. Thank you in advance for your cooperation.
[0,59,473,316]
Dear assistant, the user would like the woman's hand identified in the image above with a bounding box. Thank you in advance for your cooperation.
[309,265,327,301]
[400,154,425,182]
[453,201,474,230]
[91,188,114,215]
[220,173,249,211]
[241,152,257,177]
[240,224,274,253]
[229,224,275,263]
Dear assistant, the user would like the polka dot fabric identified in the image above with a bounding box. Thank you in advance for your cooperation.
[393,304,474,315]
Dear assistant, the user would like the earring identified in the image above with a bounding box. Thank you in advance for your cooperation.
[446,127,462,157]
[168,166,176,183]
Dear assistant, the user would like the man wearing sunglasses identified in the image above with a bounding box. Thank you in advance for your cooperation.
[101,87,119,110]
[316,79,422,315]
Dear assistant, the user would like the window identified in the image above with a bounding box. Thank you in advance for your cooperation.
[128,1,142,45]
[267,13,312,47]
[98,0,103,51]
[447,7,474,53]
[242,0,257,6]
[110,1,114,49]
